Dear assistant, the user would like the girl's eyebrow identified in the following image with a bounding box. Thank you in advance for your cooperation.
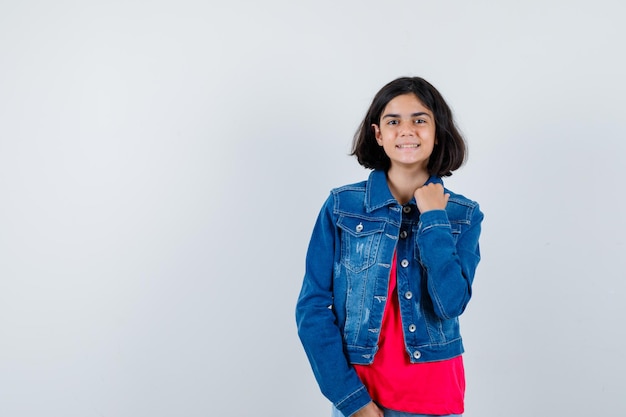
[382,112,432,119]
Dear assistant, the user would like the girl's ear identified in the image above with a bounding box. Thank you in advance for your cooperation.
[372,124,382,145]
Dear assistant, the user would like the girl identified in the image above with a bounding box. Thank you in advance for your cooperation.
[296,77,483,417]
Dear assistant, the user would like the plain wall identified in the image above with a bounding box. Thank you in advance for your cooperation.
[1,1,625,415]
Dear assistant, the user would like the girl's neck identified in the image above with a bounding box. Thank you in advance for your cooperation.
[386,165,430,205]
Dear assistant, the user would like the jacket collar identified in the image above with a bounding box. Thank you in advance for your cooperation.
[364,169,443,213]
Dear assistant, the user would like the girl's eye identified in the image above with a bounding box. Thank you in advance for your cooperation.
[386,120,399,126]
[414,119,426,124]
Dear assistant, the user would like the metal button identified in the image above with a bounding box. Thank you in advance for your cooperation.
[404,291,413,300]
[402,206,411,214]
[408,324,416,332]
[413,350,421,359]
[399,230,408,239]
[400,259,409,268]
[356,222,363,232]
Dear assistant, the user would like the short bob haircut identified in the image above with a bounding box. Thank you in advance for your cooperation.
[351,76,466,177]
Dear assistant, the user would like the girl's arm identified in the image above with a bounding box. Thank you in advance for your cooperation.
[295,195,372,417]
[415,183,483,319]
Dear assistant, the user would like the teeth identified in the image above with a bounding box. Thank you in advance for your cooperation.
[397,144,419,148]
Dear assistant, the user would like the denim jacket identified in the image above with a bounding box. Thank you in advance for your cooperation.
[296,170,483,417]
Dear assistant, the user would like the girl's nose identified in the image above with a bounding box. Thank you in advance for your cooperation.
[399,120,415,135]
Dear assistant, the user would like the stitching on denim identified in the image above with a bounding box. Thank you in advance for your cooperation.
[431,285,450,320]
[448,196,478,209]
[335,385,367,407]
[411,336,462,349]
[333,184,366,193]
[335,210,390,222]
[337,217,386,237]
[339,229,381,274]
[420,222,451,232]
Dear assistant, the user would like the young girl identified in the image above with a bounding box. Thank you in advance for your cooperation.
[296,77,483,417]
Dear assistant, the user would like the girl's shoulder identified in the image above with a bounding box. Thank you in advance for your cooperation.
[443,186,483,223]
[444,187,480,209]
[330,179,368,195]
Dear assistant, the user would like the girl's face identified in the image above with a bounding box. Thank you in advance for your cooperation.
[372,93,436,172]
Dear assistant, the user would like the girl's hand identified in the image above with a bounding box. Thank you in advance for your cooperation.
[414,183,449,213]
[352,402,384,417]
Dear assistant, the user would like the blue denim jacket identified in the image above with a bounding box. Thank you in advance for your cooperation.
[296,170,483,417]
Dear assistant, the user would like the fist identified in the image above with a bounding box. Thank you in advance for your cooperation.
[414,183,449,213]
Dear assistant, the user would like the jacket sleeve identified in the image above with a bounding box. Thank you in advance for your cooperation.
[295,195,372,417]
[416,203,483,319]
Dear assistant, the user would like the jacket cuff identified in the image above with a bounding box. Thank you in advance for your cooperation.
[417,209,450,232]
[335,386,371,417]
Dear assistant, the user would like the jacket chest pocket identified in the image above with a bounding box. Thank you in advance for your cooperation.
[337,217,385,273]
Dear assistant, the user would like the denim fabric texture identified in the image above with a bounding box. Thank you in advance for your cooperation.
[296,170,483,417]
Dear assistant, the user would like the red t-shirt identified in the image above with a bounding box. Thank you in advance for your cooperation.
[354,253,465,415]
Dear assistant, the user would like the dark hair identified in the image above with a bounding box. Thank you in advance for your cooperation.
[351,76,466,177]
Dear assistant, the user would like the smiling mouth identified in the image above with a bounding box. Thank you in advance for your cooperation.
[396,144,420,148]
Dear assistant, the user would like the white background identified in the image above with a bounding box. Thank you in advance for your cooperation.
[1,1,625,416]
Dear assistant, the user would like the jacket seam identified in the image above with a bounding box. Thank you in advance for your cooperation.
[335,385,368,408]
